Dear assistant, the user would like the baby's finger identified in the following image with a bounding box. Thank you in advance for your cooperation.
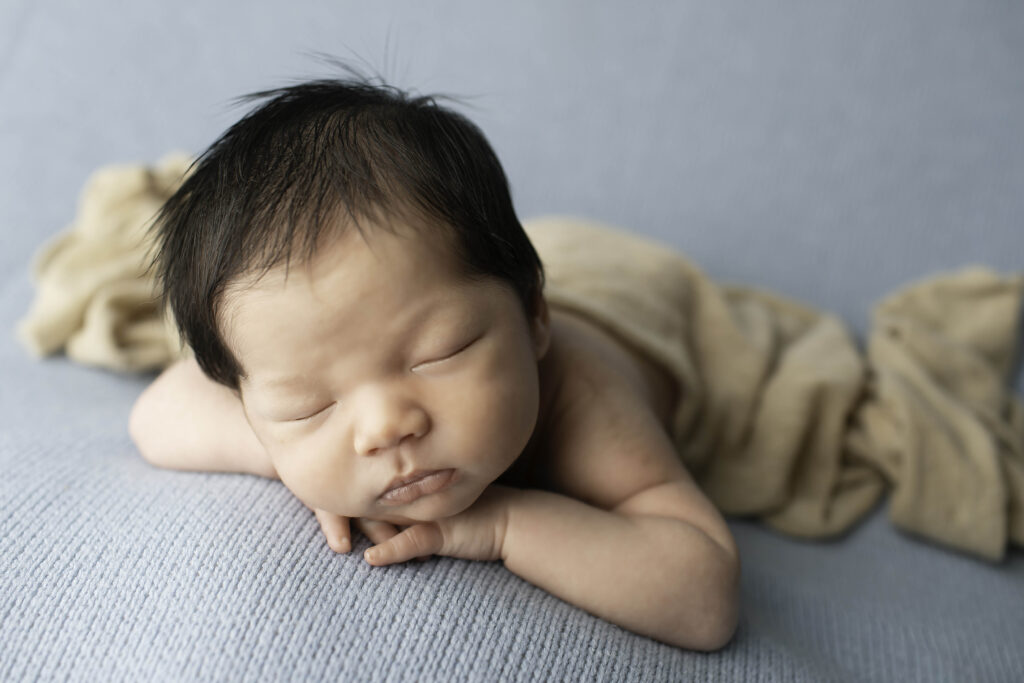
[398,525,432,562]
[364,523,442,566]
[314,509,351,553]
[355,518,400,547]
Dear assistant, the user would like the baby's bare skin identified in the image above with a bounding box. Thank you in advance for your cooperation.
[131,222,738,650]
[499,307,678,490]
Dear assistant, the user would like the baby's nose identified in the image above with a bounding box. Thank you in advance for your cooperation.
[353,396,430,456]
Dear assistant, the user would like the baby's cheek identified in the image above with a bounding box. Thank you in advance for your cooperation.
[271,435,351,508]
[463,362,539,455]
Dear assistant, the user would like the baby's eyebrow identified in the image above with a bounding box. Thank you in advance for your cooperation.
[259,375,308,391]
[248,374,320,399]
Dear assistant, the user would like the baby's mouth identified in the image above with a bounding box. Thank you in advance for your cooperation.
[378,469,457,505]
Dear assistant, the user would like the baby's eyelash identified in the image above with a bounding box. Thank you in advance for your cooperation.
[416,337,478,369]
[440,338,476,360]
[289,402,335,422]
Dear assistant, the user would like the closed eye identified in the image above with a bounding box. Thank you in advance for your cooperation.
[414,337,479,370]
[287,402,336,422]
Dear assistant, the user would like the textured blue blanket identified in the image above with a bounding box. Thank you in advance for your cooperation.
[2,1,1023,680]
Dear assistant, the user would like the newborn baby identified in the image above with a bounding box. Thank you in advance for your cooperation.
[129,77,739,651]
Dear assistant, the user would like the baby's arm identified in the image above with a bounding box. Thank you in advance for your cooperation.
[504,399,738,651]
[129,357,275,478]
[504,389,739,651]
[501,482,737,651]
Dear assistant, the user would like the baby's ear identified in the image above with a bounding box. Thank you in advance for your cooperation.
[530,291,551,360]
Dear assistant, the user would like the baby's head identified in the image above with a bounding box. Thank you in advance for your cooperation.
[154,77,551,523]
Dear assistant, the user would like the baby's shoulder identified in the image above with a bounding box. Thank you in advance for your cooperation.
[513,309,685,508]
[543,308,677,430]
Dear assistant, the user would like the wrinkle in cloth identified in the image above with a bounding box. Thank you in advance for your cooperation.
[18,158,1024,561]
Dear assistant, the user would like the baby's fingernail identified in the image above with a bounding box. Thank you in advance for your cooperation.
[364,548,377,563]
[334,538,350,553]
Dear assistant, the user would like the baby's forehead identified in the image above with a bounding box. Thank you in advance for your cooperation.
[232,214,461,283]
[217,220,481,333]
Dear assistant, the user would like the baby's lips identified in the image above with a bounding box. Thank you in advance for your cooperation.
[378,468,457,505]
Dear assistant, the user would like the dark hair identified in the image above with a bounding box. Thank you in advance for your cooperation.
[152,76,545,391]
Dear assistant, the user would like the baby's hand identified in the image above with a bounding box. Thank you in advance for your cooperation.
[312,509,432,561]
[362,485,518,567]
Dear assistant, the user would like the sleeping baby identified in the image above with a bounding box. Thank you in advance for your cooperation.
[128,77,740,651]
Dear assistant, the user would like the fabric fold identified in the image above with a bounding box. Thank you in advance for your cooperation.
[526,216,1023,561]
[844,268,1024,557]
[17,154,190,371]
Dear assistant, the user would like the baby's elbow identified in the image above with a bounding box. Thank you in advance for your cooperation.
[695,579,740,652]
[677,543,741,652]
[702,549,741,651]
